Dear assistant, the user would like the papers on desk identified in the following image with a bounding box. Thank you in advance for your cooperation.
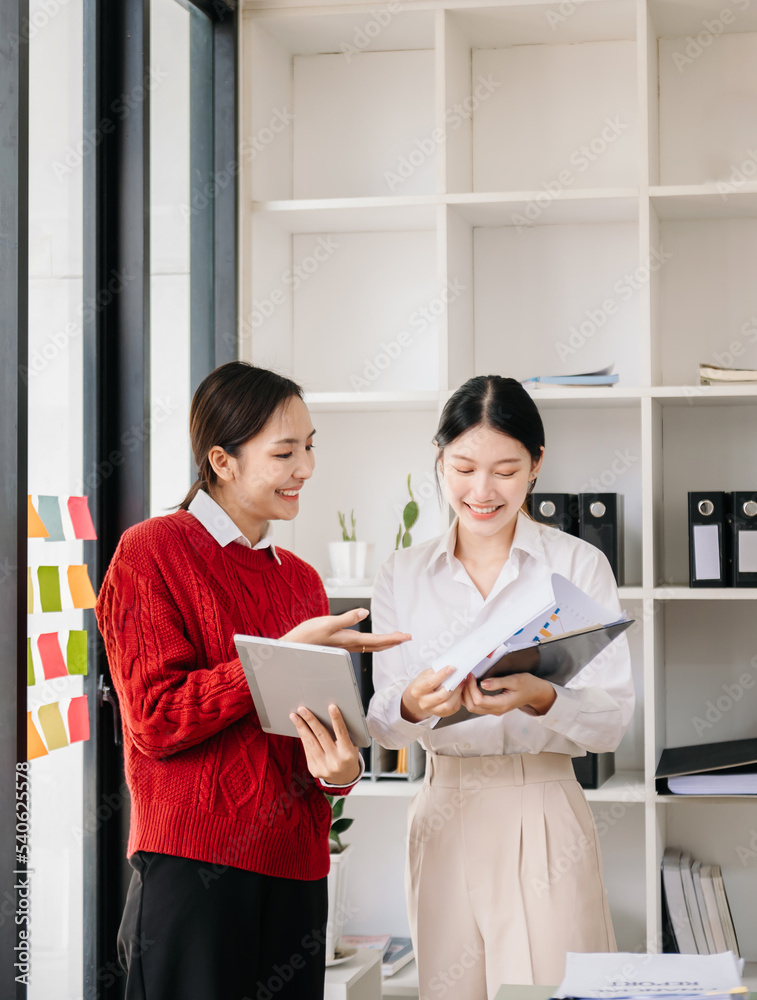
[553,951,744,999]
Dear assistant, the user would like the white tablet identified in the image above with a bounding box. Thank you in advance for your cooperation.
[234,634,372,748]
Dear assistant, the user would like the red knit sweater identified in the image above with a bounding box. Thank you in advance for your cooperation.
[96,509,350,881]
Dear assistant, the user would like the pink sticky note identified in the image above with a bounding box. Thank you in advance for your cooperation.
[67,496,97,540]
[67,695,90,743]
[37,633,68,680]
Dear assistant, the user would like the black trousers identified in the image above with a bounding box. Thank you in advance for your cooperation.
[117,852,328,1000]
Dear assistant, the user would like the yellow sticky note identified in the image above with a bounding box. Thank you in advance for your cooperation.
[27,568,34,614]
[27,712,48,759]
[67,565,97,610]
[28,496,49,538]
[37,703,69,751]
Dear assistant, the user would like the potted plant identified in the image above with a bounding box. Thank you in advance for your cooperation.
[395,474,419,549]
[324,794,354,963]
[328,509,368,583]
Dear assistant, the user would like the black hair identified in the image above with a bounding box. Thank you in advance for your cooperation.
[434,375,545,500]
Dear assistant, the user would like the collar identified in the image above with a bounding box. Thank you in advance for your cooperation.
[187,489,281,565]
[428,509,546,568]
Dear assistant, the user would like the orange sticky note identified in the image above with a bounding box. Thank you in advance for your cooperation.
[37,633,68,680]
[37,702,68,751]
[67,496,97,540]
[67,695,90,743]
[27,712,48,759]
[28,496,49,538]
[67,565,97,609]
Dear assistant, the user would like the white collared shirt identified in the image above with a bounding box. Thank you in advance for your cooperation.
[188,488,281,564]
[187,488,364,787]
[367,510,635,757]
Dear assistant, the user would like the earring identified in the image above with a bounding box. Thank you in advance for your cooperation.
[527,477,537,495]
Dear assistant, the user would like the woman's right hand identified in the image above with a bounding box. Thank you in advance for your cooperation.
[283,608,411,653]
[401,667,463,723]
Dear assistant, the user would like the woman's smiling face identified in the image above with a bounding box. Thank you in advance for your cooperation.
[439,423,543,537]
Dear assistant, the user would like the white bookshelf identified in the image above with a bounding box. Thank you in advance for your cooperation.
[240,0,757,981]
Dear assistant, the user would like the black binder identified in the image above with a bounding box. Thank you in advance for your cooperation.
[528,493,579,535]
[655,736,757,794]
[578,493,622,583]
[728,491,757,588]
[688,491,729,588]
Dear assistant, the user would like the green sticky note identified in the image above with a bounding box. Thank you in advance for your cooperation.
[27,638,35,686]
[37,702,68,750]
[37,566,62,612]
[37,496,65,541]
[27,568,33,614]
[67,630,88,676]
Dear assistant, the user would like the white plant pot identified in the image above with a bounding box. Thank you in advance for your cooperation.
[328,541,368,583]
[325,845,351,963]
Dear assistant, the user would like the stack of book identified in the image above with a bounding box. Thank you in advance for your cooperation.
[339,935,414,978]
[662,848,740,956]
[699,362,757,385]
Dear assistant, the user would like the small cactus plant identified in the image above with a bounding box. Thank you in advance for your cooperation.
[395,474,419,550]
[338,509,356,542]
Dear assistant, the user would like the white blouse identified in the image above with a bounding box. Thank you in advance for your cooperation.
[367,511,635,758]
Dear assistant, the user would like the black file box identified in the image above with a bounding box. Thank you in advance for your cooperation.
[578,493,623,583]
[728,491,757,588]
[572,751,615,789]
[688,491,729,588]
[528,493,579,535]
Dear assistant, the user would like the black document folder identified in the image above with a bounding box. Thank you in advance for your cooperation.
[655,737,757,794]
[688,491,729,587]
[729,491,757,587]
[435,618,633,729]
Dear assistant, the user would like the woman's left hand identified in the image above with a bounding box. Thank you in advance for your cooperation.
[290,704,361,786]
[461,672,557,717]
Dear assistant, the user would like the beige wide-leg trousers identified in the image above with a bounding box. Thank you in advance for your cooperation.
[406,753,615,999]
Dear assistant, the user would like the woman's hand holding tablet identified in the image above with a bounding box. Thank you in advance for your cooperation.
[290,704,362,786]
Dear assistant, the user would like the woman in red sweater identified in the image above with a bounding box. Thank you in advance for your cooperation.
[96,362,408,1000]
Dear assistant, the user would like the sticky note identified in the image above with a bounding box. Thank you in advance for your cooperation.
[66,630,88,676]
[37,633,68,680]
[67,695,90,743]
[37,496,65,542]
[38,702,68,751]
[27,712,48,759]
[27,638,35,686]
[67,496,97,540]
[37,566,62,612]
[28,496,49,538]
[67,565,97,609]
[27,568,34,614]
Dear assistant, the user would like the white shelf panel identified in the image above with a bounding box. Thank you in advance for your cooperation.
[448,190,639,228]
[449,1,637,47]
[245,8,436,55]
[650,385,757,405]
[305,392,440,413]
[382,959,418,997]
[650,0,757,38]
[584,770,646,803]
[653,586,757,600]
[652,186,757,220]
[325,585,374,601]
[252,198,438,233]
[523,387,643,408]
[352,780,421,798]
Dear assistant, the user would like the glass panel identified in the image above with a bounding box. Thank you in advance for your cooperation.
[150,0,212,516]
[27,0,85,994]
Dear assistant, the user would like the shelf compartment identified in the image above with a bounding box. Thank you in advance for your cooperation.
[245,11,436,201]
[653,0,757,187]
[447,190,639,227]
[444,3,638,193]
[472,221,643,385]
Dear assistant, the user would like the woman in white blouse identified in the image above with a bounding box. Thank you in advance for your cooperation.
[367,375,635,998]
